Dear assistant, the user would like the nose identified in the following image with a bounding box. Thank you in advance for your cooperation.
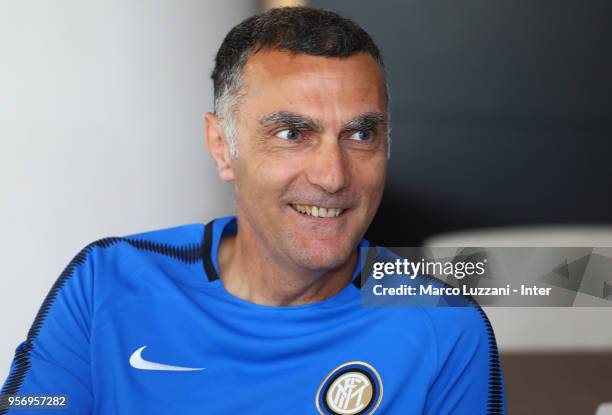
[305,139,350,194]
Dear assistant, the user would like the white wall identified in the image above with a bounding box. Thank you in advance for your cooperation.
[0,0,258,379]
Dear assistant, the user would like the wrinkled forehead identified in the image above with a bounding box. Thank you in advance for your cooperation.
[239,49,387,125]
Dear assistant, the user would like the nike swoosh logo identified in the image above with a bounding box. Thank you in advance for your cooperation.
[129,346,205,371]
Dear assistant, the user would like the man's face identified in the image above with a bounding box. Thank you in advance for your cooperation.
[220,49,388,272]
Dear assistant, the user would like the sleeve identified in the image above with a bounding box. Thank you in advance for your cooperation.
[422,306,506,415]
[1,244,97,415]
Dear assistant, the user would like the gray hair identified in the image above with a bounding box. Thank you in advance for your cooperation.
[214,50,248,160]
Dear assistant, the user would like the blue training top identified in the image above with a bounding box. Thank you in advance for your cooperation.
[1,216,506,414]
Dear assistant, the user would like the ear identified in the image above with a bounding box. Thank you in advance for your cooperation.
[205,112,235,182]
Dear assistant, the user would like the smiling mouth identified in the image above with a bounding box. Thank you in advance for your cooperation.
[290,203,345,218]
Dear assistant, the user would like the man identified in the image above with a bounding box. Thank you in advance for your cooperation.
[1,7,505,414]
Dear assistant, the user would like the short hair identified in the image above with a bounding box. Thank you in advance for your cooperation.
[211,7,388,159]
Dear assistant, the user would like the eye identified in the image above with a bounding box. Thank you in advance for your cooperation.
[350,130,373,141]
[275,129,301,141]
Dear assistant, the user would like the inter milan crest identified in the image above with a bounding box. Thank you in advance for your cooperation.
[315,361,383,415]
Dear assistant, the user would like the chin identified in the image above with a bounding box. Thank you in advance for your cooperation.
[288,240,355,272]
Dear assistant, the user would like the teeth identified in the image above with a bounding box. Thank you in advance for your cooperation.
[292,204,344,218]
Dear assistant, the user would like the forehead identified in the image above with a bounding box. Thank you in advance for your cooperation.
[240,49,387,117]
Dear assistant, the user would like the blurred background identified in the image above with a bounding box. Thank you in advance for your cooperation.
[1,0,611,413]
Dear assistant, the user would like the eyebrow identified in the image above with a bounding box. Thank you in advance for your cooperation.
[341,112,388,133]
[260,111,322,132]
[260,111,387,134]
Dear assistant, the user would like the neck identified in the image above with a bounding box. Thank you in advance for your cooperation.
[217,223,358,307]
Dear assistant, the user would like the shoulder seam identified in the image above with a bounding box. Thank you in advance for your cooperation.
[123,238,202,264]
[0,235,204,411]
[0,238,118,408]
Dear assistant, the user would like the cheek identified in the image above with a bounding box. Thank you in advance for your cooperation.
[234,156,302,201]
[350,156,387,200]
